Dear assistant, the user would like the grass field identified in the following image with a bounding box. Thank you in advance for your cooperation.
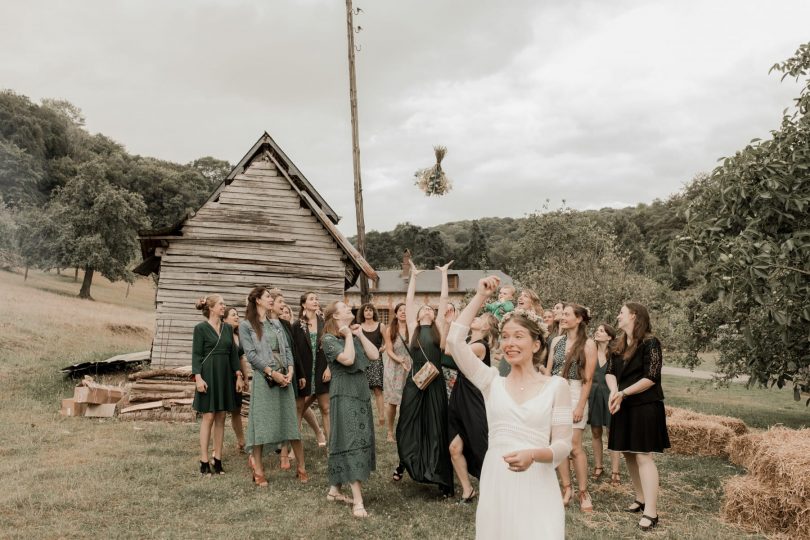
[1,269,804,539]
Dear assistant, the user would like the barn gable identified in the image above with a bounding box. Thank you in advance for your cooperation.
[137,132,376,368]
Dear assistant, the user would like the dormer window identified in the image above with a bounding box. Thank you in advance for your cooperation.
[448,273,459,290]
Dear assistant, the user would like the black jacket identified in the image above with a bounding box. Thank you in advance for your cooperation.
[291,315,330,395]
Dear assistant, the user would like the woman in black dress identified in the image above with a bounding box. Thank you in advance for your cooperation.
[394,260,454,497]
[291,292,330,446]
[448,309,498,502]
[607,302,670,531]
[223,306,250,451]
[357,303,386,427]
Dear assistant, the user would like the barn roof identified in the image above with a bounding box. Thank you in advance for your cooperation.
[347,269,513,294]
[134,132,376,288]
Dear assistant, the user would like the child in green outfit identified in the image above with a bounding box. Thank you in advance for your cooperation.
[484,285,516,321]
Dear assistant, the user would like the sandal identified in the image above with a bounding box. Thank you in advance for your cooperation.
[459,488,478,504]
[252,470,268,487]
[212,457,225,475]
[639,514,659,531]
[200,460,212,476]
[561,483,573,508]
[625,500,646,513]
[611,471,621,487]
[327,491,354,505]
[579,490,593,513]
[392,465,404,482]
[296,468,309,484]
[352,503,368,518]
[591,467,604,481]
[280,455,291,470]
[317,430,327,448]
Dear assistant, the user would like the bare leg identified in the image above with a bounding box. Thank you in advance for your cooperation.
[231,409,245,450]
[385,403,397,441]
[449,435,473,498]
[303,407,323,437]
[349,481,367,517]
[252,445,265,477]
[624,452,644,504]
[373,388,385,426]
[212,412,226,460]
[556,457,572,505]
[591,426,604,470]
[291,439,307,481]
[635,453,659,519]
[200,412,214,462]
[571,428,591,509]
[317,393,331,441]
[609,429,621,477]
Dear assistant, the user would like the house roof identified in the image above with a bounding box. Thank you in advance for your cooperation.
[347,269,513,294]
[135,132,377,287]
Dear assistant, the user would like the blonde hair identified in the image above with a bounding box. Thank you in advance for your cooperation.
[195,294,223,318]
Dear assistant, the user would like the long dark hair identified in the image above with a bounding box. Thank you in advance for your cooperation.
[411,304,441,348]
[611,302,653,360]
[245,286,268,339]
[477,312,500,350]
[298,291,317,325]
[561,303,591,380]
[388,302,408,344]
[224,306,240,338]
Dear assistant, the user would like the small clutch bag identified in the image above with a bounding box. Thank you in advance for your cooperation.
[412,361,439,390]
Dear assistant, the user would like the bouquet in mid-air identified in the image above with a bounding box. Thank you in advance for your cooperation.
[414,145,453,196]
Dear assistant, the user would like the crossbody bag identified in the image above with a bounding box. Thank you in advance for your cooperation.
[399,334,439,390]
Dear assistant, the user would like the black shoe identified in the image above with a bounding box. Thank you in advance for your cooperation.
[200,461,212,476]
[212,457,225,475]
[625,500,645,513]
[458,488,478,504]
[639,515,659,531]
[392,465,404,482]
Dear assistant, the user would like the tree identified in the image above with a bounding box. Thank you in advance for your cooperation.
[458,220,492,269]
[0,197,18,269]
[0,139,43,206]
[49,160,148,299]
[190,156,232,187]
[679,42,810,398]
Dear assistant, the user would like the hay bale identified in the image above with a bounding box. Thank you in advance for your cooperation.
[666,417,735,458]
[727,427,810,501]
[666,406,748,435]
[722,475,810,539]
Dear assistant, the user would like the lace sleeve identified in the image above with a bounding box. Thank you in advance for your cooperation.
[446,321,496,398]
[644,338,663,381]
[606,351,616,376]
[549,378,573,468]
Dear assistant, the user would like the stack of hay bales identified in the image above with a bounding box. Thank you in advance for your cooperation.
[723,427,810,538]
[665,406,748,458]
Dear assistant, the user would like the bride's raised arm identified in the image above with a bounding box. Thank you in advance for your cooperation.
[446,276,501,393]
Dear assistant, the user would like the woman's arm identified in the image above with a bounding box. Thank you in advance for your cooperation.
[573,339,597,423]
[609,339,660,413]
[405,261,421,337]
[546,336,560,375]
[353,326,380,360]
[334,327,357,366]
[383,327,402,364]
[436,261,453,347]
[445,276,500,388]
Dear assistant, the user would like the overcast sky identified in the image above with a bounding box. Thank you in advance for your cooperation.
[1,0,808,235]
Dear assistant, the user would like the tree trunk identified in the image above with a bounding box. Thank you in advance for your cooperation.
[24,266,29,281]
[78,267,94,299]
[74,267,79,282]
[56,267,61,275]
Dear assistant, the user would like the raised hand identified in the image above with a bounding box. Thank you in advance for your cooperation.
[350,323,363,337]
[409,260,425,276]
[436,260,454,273]
[477,276,501,297]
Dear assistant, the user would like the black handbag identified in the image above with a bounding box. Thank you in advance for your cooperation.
[264,365,288,387]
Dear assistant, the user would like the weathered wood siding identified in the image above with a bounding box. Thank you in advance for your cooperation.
[150,154,347,368]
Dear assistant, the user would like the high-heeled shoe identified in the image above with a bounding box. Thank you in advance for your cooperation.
[459,488,478,504]
[212,457,225,475]
[200,461,212,476]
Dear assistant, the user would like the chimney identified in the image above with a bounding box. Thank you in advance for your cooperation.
[401,249,412,278]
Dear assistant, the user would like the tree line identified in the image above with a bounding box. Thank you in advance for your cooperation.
[0,90,231,298]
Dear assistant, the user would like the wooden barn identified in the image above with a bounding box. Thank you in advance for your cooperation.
[135,132,377,368]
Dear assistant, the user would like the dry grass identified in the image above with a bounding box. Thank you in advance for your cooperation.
[0,269,777,539]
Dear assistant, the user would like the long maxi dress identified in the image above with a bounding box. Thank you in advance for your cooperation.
[192,321,240,413]
[322,334,376,485]
[395,325,454,495]
[383,331,411,406]
[447,321,573,540]
[240,319,301,452]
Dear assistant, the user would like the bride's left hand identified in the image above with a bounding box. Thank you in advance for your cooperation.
[502,449,534,472]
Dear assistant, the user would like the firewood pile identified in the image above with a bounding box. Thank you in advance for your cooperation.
[119,367,197,421]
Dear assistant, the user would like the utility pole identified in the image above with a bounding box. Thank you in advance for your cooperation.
[345,0,370,304]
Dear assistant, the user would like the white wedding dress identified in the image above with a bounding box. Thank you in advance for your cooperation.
[447,322,573,540]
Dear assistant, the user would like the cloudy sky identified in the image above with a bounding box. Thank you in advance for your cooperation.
[2,0,808,235]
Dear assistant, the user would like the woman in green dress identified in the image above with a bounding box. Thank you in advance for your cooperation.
[192,294,243,476]
[240,286,307,487]
[321,300,379,518]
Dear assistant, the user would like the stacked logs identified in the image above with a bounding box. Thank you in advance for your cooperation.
[119,367,197,422]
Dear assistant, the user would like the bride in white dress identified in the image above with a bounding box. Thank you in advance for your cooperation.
[446,276,573,540]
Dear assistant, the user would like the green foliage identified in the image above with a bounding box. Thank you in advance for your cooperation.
[456,220,492,270]
[190,156,232,187]
[0,139,43,206]
[679,42,810,396]
[0,197,19,268]
[361,222,451,269]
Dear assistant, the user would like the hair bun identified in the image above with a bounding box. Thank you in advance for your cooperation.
[195,296,207,310]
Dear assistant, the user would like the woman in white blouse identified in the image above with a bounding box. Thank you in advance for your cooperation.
[446,276,573,540]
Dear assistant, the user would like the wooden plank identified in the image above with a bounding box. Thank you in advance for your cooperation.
[164,243,343,261]
[120,401,164,413]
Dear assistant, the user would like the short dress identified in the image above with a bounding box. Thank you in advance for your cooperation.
[322,334,377,485]
[291,316,330,396]
[384,330,411,406]
[607,337,671,453]
[363,323,384,389]
[552,336,588,430]
[587,358,611,427]
[191,322,240,413]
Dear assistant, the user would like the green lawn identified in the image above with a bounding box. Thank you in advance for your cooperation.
[3,270,802,539]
